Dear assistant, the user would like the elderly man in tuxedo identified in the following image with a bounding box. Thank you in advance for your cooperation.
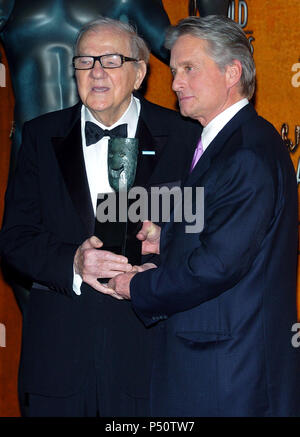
[0,17,200,416]
[107,16,300,416]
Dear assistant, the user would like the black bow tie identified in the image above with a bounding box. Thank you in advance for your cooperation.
[85,121,128,146]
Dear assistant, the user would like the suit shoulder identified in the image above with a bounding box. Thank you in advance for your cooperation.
[242,113,281,143]
[23,103,81,133]
[234,112,294,176]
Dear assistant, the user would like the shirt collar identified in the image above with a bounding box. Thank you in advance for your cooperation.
[201,98,249,152]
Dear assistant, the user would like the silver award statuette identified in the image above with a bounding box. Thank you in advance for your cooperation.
[107,137,139,191]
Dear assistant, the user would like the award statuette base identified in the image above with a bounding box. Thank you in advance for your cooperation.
[94,193,142,284]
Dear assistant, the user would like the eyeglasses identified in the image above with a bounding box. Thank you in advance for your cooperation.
[72,53,139,70]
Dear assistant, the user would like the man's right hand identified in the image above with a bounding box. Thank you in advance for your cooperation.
[136,220,161,254]
[74,236,132,294]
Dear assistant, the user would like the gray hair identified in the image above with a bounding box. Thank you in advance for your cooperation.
[165,15,255,99]
[75,16,150,64]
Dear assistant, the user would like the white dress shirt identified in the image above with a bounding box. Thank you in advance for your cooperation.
[201,98,249,152]
[73,95,141,295]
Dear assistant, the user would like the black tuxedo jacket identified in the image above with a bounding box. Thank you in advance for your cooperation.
[0,96,201,404]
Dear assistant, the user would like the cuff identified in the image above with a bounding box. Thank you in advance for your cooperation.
[73,266,82,295]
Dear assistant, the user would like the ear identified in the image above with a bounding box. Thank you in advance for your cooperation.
[133,61,147,90]
[225,59,242,89]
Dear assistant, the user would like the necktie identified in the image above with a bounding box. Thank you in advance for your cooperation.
[190,137,203,172]
[85,121,128,146]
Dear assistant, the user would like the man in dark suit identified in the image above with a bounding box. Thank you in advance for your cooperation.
[0,17,200,416]
[108,16,300,416]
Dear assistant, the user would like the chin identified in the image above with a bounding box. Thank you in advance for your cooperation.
[180,109,193,119]
[86,95,110,108]
[88,102,111,113]
[179,103,192,117]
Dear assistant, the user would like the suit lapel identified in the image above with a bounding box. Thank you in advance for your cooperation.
[52,118,95,235]
[161,104,258,238]
[186,103,257,187]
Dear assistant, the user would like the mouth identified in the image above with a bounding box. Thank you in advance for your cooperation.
[110,165,124,178]
[91,86,110,93]
[178,95,193,103]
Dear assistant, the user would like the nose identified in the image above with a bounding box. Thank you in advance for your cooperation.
[172,72,184,92]
[91,60,107,78]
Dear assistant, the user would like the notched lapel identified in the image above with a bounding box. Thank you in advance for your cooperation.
[185,148,212,187]
[52,120,95,235]
[186,104,257,186]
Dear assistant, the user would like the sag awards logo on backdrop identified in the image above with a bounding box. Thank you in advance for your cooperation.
[228,0,255,53]
[282,58,300,183]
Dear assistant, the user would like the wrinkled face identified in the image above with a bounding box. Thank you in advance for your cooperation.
[108,138,139,191]
[76,27,146,126]
[170,35,231,126]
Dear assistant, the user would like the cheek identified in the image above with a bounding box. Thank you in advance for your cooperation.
[196,74,224,100]
[187,74,206,95]
[76,74,88,97]
[113,78,133,99]
[120,70,139,92]
[210,70,227,91]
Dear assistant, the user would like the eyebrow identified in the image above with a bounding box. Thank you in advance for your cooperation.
[170,59,194,70]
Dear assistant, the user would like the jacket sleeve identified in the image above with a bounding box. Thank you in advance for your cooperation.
[0,122,78,296]
[130,148,278,325]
